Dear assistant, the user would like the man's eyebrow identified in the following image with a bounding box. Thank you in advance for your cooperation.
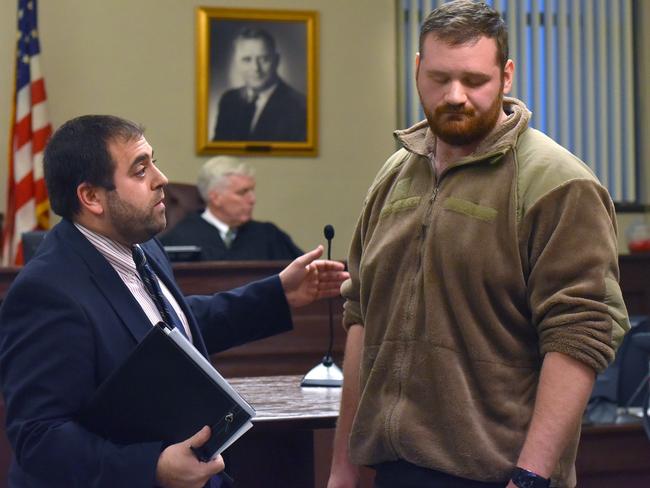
[130,152,152,169]
[425,69,490,78]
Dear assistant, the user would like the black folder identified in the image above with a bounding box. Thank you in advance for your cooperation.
[77,322,255,461]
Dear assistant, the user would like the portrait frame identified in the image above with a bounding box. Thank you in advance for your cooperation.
[196,7,319,157]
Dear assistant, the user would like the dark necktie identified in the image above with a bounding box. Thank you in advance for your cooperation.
[223,229,236,249]
[243,93,258,135]
[132,245,188,339]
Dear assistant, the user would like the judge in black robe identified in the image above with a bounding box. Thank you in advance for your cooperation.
[161,212,302,261]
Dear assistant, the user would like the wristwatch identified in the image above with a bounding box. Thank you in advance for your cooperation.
[510,467,551,488]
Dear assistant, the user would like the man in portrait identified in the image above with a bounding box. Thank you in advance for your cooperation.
[212,27,307,142]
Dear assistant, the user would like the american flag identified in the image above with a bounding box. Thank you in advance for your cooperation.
[2,0,51,266]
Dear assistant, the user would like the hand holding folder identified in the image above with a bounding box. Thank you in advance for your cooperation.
[155,425,228,488]
[77,321,255,461]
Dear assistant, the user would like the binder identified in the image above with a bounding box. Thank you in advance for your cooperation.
[77,322,255,461]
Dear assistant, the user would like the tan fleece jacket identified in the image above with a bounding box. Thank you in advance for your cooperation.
[342,98,629,487]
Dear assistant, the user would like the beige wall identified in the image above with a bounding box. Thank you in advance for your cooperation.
[0,0,398,259]
[1,0,649,256]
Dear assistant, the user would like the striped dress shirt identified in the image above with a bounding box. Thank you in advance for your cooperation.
[75,223,193,341]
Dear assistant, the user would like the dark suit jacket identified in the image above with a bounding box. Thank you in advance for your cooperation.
[0,219,292,487]
[213,79,306,142]
[161,214,303,261]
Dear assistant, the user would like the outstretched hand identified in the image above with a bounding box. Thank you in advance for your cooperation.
[279,245,349,309]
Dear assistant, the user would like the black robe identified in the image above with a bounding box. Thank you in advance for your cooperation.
[160,213,303,261]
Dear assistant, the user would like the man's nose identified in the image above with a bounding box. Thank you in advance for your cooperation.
[248,191,256,205]
[152,164,169,188]
[444,80,467,105]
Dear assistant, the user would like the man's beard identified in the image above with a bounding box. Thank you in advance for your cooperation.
[106,191,166,245]
[424,89,504,147]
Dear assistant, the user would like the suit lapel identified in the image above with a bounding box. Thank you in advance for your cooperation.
[57,220,156,344]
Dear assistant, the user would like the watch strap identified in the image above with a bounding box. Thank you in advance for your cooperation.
[510,466,551,488]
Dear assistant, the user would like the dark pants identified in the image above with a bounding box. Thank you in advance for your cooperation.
[373,460,508,488]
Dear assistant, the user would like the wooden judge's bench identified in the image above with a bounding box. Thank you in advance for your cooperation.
[0,257,649,487]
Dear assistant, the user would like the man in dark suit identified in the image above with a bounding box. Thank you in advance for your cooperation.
[0,115,347,487]
[161,156,303,261]
[212,28,306,142]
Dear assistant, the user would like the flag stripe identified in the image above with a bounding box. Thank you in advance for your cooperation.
[31,80,47,107]
[31,95,49,125]
[32,124,50,153]
[13,114,32,149]
[13,142,32,182]
[15,85,31,121]
[29,54,44,83]
[15,177,36,209]
[32,152,44,178]
[15,200,36,238]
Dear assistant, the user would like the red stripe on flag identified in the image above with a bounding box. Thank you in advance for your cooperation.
[31,78,47,105]
[13,114,32,149]
[34,178,48,203]
[14,173,35,209]
[32,125,52,154]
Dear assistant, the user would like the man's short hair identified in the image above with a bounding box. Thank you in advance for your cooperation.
[419,0,508,68]
[196,156,256,202]
[233,27,277,54]
[44,115,144,220]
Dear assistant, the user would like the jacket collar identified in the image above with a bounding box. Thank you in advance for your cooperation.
[394,97,531,168]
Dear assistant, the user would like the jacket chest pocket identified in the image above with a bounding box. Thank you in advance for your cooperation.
[428,195,506,274]
[442,197,498,222]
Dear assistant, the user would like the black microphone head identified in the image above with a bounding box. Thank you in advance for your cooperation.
[324,225,335,240]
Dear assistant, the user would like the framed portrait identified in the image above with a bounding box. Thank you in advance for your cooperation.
[196,7,319,156]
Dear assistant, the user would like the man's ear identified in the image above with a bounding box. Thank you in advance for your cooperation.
[207,188,222,208]
[77,182,106,216]
[502,59,514,94]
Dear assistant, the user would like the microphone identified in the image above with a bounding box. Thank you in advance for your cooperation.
[300,225,344,387]
[324,224,334,260]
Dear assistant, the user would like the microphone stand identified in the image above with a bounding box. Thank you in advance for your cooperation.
[301,226,343,387]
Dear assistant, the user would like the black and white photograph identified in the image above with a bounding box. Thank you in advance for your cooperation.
[196,8,318,156]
